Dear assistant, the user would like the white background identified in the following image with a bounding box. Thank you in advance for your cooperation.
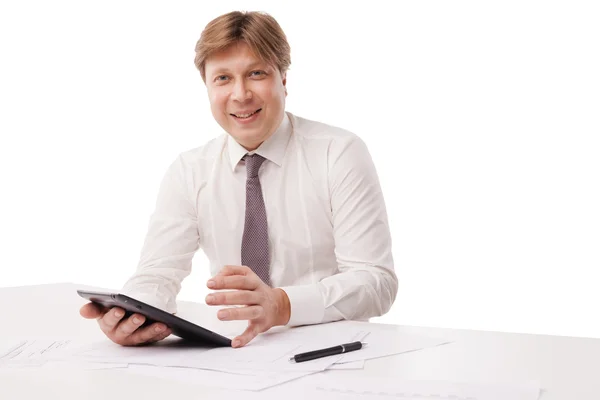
[1,1,598,339]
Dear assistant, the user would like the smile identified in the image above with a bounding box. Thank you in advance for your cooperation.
[231,109,262,119]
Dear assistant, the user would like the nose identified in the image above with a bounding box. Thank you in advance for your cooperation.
[231,79,252,102]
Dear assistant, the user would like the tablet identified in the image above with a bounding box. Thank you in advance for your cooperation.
[77,289,232,347]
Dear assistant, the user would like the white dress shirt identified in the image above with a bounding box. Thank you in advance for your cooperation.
[121,111,398,326]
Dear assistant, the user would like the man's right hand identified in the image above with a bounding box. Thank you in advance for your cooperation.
[79,302,172,346]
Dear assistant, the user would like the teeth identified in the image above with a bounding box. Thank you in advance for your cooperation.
[234,110,258,118]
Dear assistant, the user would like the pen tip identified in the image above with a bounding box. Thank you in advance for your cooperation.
[361,342,368,347]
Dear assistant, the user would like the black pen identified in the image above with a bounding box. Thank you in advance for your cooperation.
[288,341,367,363]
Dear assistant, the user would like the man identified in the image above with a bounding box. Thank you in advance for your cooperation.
[80,10,397,348]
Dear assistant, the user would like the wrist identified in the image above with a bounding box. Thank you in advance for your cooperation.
[273,288,291,326]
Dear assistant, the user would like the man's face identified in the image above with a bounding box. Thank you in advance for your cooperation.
[204,42,287,151]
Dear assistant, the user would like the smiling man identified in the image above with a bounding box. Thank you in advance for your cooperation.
[80,11,398,348]
[206,41,286,151]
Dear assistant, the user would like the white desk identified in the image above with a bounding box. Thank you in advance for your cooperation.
[0,283,598,399]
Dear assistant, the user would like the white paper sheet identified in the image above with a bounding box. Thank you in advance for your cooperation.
[263,325,450,367]
[17,320,451,379]
[126,364,317,391]
[327,360,365,370]
[68,335,341,373]
[0,338,128,371]
[65,326,369,373]
[337,330,453,363]
[44,361,129,370]
[70,336,213,361]
[0,339,82,367]
[63,321,451,375]
[311,375,541,400]
[0,339,73,362]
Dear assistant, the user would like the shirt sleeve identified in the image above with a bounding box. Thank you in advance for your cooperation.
[281,135,398,326]
[120,155,199,314]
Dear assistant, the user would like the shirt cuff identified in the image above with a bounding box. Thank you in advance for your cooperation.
[279,283,325,326]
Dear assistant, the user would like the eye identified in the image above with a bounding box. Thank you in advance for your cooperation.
[215,75,229,82]
[250,70,266,77]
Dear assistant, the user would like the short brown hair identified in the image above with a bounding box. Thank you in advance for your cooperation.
[194,11,291,82]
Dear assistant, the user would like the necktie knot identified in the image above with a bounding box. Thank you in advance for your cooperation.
[244,154,266,178]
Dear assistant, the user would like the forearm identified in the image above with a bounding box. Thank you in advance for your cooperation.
[121,223,198,313]
[280,265,398,326]
[121,155,199,313]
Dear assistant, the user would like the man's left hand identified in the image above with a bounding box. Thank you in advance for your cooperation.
[205,265,291,348]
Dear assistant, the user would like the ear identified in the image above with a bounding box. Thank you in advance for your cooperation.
[282,72,287,96]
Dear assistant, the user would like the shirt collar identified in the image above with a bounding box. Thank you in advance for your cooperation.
[227,112,292,171]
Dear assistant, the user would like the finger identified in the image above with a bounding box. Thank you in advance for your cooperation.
[218,265,254,277]
[208,275,261,291]
[112,314,146,342]
[127,323,171,346]
[97,307,127,333]
[145,326,173,344]
[232,323,260,348]
[218,305,264,321]
[79,302,107,319]
[206,290,262,306]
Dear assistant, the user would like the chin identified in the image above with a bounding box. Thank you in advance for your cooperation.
[230,130,261,143]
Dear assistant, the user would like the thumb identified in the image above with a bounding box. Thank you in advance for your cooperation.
[79,302,106,319]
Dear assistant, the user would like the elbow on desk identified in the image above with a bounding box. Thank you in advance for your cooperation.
[374,266,398,317]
